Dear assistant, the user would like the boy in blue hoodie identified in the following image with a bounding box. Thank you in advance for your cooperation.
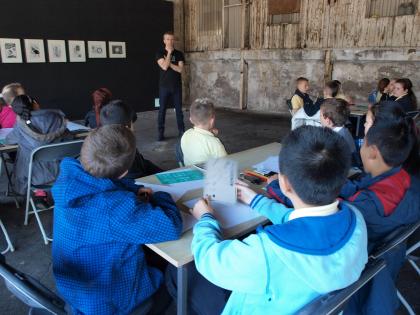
[52,125,182,315]
[167,126,368,315]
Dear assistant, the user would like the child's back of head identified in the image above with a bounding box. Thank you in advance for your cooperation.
[190,98,215,128]
[100,100,134,127]
[280,125,351,206]
[81,124,136,179]
[320,98,350,127]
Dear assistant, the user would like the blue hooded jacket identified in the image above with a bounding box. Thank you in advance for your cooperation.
[192,195,368,315]
[52,158,182,315]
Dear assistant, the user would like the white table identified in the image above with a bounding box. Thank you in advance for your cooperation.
[138,142,281,315]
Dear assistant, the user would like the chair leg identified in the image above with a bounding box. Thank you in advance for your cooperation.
[29,198,52,245]
[0,219,15,255]
[397,290,416,315]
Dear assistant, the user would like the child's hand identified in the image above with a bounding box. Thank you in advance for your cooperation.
[267,174,278,184]
[137,187,153,202]
[236,181,257,205]
[190,197,214,220]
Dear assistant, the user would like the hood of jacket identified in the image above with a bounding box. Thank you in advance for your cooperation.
[260,202,367,293]
[17,109,68,143]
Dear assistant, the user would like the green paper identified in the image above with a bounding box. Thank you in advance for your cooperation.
[156,169,204,184]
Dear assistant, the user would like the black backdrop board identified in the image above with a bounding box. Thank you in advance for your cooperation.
[0,0,173,120]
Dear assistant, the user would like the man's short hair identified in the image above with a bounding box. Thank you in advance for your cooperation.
[279,126,351,206]
[320,98,350,127]
[2,82,25,105]
[80,125,136,179]
[163,31,174,37]
[100,100,134,127]
[296,77,309,83]
[190,98,215,125]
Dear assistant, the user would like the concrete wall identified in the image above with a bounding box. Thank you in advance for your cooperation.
[184,48,420,114]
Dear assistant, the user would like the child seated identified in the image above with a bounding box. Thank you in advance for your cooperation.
[5,95,72,195]
[290,77,311,114]
[340,104,420,314]
[52,125,182,315]
[320,98,356,154]
[84,88,112,128]
[0,95,16,128]
[181,98,227,165]
[100,100,163,178]
[168,126,368,314]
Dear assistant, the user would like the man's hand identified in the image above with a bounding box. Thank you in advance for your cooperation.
[166,47,174,55]
[190,197,214,220]
[236,180,257,205]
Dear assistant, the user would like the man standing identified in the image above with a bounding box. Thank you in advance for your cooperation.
[156,31,185,141]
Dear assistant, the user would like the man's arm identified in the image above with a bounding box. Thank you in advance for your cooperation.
[170,61,183,73]
[157,50,173,71]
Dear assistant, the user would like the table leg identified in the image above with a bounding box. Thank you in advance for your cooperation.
[355,116,361,138]
[177,264,188,315]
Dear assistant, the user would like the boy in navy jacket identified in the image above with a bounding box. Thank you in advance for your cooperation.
[52,125,182,315]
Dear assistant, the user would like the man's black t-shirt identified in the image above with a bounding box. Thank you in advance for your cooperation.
[155,48,185,89]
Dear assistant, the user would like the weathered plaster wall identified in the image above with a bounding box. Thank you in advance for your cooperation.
[184,48,420,114]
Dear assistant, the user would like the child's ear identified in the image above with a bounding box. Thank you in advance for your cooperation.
[279,174,293,196]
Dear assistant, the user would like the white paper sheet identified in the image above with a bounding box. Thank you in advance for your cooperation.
[135,180,204,202]
[66,121,90,132]
[0,128,13,140]
[204,158,237,204]
[252,155,279,174]
[183,198,260,229]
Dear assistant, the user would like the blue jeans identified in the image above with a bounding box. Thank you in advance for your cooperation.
[158,86,185,135]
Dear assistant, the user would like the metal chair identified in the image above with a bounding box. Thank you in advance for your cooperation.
[175,141,185,167]
[369,220,420,315]
[295,258,386,315]
[0,219,14,255]
[0,257,67,315]
[25,140,84,245]
[286,99,293,116]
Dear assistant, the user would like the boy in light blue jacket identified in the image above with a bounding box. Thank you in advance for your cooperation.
[168,126,368,315]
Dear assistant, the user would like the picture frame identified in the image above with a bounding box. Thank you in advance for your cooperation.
[109,41,126,58]
[87,41,107,58]
[47,40,67,63]
[68,40,86,62]
[0,38,23,63]
[24,39,46,63]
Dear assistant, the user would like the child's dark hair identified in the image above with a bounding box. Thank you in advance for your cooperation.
[279,126,351,206]
[11,94,35,121]
[100,100,134,127]
[296,77,309,83]
[369,101,419,174]
[325,81,340,98]
[377,78,390,93]
[80,125,136,178]
[321,98,350,126]
[396,78,417,110]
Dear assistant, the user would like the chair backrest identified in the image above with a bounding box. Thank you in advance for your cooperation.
[295,258,386,315]
[406,111,419,120]
[175,141,185,167]
[370,220,420,260]
[0,259,67,315]
[27,140,84,188]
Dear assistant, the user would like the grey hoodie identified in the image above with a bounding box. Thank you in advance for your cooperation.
[5,109,73,195]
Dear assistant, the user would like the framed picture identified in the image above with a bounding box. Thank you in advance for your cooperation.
[24,39,46,63]
[0,38,23,63]
[109,41,126,58]
[88,41,107,58]
[68,40,86,62]
[47,40,67,62]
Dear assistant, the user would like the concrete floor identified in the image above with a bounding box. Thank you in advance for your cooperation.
[0,109,418,314]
